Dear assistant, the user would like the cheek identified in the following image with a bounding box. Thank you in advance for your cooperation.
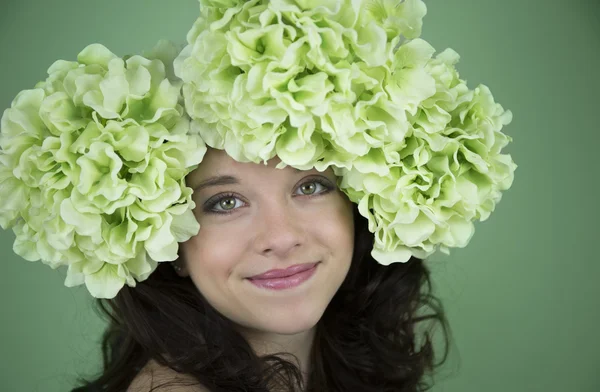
[183,227,244,281]
[315,199,355,255]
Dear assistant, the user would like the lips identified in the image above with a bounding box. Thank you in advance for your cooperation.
[248,262,319,280]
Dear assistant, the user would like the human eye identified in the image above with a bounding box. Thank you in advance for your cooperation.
[203,193,246,215]
[294,177,334,197]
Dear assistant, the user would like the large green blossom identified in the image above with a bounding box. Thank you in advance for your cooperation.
[175,0,516,264]
[0,41,206,298]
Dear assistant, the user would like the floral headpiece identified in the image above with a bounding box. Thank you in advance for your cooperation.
[0,0,516,298]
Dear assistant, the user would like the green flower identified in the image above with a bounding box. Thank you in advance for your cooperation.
[337,49,516,263]
[176,0,516,264]
[175,0,426,166]
[0,40,207,298]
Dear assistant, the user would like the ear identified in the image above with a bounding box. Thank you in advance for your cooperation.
[172,261,189,277]
[173,245,190,277]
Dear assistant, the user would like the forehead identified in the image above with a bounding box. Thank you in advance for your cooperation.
[197,148,283,173]
[187,148,331,183]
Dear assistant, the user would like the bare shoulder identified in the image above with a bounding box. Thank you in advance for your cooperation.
[127,359,210,392]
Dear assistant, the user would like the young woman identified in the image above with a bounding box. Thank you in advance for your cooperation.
[0,0,514,391]
[72,148,452,391]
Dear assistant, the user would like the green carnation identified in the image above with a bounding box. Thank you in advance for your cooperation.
[0,40,206,298]
[334,48,517,264]
[175,0,516,264]
[175,0,427,166]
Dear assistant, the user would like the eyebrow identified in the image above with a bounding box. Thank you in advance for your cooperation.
[192,175,240,192]
[192,167,306,192]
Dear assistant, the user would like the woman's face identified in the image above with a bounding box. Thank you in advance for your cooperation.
[180,148,355,336]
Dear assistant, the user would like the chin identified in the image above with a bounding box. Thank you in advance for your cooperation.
[260,309,323,335]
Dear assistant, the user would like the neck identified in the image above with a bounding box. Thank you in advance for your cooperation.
[238,326,316,390]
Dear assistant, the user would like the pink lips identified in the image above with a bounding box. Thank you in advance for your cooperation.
[248,262,318,280]
[247,262,319,290]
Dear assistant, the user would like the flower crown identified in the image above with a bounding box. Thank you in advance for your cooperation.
[0,0,516,298]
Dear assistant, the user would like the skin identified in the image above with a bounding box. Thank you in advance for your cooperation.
[177,148,355,385]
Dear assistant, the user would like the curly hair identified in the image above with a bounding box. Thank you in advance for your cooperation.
[71,203,453,392]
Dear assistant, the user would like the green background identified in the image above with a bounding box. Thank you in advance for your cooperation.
[1,0,598,391]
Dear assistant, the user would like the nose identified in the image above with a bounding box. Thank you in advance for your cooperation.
[252,201,307,259]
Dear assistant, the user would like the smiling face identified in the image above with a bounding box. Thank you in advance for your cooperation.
[179,148,355,337]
